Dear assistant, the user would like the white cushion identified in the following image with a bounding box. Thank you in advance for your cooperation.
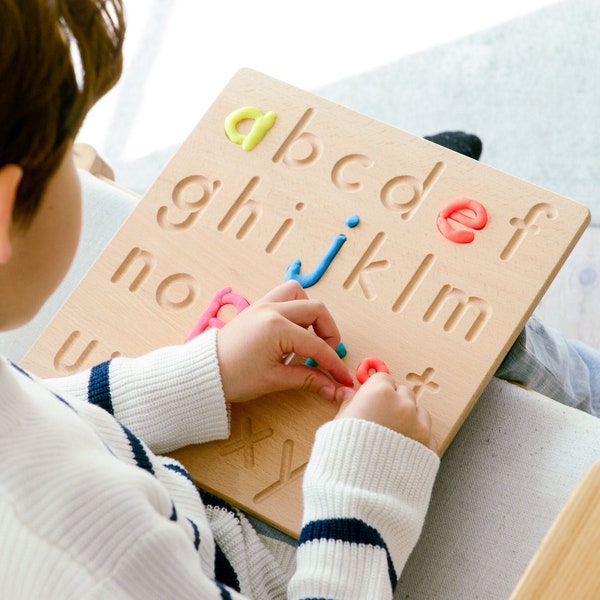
[396,377,600,598]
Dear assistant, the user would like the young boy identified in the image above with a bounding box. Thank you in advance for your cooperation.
[0,2,440,598]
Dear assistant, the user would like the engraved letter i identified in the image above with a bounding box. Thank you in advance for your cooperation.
[285,215,359,288]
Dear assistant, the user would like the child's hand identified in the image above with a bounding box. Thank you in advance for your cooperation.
[216,281,354,403]
[334,373,438,452]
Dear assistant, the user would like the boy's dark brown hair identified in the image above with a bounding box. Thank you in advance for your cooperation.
[0,0,126,228]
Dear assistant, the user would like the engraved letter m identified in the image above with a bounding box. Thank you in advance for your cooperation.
[422,285,491,342]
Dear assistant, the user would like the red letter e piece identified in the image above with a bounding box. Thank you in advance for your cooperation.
[437,198,488,244]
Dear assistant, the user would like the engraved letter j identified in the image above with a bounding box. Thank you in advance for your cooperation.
[285,234,347,288]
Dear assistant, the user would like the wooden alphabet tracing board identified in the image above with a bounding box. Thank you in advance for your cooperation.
[22,69,590,537]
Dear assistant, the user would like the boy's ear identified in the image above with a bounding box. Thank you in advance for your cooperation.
[0,165,23,264]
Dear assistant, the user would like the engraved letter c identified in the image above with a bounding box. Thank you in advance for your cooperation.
[331,154,374,192]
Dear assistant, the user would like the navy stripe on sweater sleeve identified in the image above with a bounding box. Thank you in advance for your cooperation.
[164,462,195,485]
[197,489,242,592]
[298,518,398,590]
[120,424,155,475]
[215,581,233,600]
[214,542,241,593]
[199,488,239,517]
[87,360,114,415]
[186,518,201,551]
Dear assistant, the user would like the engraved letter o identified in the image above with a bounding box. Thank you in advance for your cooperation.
[155,273,198,309]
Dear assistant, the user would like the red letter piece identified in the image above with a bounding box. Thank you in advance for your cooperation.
[185,287,249,342]
[356,357,390,384]
[437,198,488,244]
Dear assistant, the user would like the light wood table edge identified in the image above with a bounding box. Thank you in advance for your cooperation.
[509,459,600,599]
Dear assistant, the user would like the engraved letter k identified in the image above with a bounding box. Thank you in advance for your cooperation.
[343,232,390,300]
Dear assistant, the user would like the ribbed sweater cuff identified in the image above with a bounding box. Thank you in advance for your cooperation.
[106,328,229,453]
[302,418,440,574]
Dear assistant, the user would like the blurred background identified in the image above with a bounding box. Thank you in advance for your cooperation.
[76,0,600,346]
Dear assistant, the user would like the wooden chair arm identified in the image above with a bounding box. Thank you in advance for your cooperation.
[510,459,600,599]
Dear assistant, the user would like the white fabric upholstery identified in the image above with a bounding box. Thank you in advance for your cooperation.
[396,377,600,598]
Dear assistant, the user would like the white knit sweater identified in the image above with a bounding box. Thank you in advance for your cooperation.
[0,328,439,599]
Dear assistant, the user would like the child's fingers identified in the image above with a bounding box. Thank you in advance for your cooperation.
[334,385,357,402]
[258,280,308,303]
[281,364,344,399]
[331,373,438,451]
[267,299,342,351]
[286,324,353,386]
[256,283,343,352]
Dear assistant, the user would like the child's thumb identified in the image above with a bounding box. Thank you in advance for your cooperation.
[334,386,356,408]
